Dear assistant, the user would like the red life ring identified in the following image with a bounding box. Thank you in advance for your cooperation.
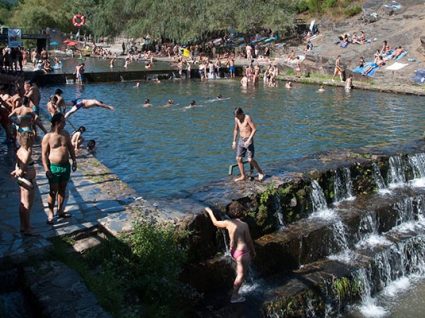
[72,14,86,27]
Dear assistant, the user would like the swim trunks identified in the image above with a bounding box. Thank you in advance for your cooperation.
[229,66,235,73]
[236,137,255,159]
[71,98,84,109]
[49,162,71,184]
[231,248,250,261]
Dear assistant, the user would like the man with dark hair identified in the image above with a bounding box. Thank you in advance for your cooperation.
[54,88,66,113]
[41,113,77,224]
[232,107,264,182]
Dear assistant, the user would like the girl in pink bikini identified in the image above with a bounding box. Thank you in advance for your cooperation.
[205,207,256,303]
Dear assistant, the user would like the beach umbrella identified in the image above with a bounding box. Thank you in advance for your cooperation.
[66,41,78,46]
[50,41,59,46]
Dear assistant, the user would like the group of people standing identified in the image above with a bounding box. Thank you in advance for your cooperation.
[1,79,113,235]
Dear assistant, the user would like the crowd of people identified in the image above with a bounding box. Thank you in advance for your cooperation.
[1,79,112,235]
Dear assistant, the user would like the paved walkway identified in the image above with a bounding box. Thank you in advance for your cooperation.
[0,131,136,262]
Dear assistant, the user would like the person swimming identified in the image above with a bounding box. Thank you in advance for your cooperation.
[317,85,325,93]
[143,99,153,107]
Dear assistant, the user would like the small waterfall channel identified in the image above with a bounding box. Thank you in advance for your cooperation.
[334,167,355,204]
[301,156,425,316]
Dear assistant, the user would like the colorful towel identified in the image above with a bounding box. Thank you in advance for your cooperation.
[395,51,408,60]
[352,62,379,77]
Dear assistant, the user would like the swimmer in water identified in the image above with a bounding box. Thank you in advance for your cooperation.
[134,82,141,88]
[285,81,293,89]
[163,99,174,107]
[317,85,325,93]
[143,99,153,107]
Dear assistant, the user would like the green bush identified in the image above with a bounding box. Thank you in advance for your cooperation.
[307,0,322,13]
[85,222,190,317]
[323,0,338,8]
[296,0,309,13]
[344,5,362,17]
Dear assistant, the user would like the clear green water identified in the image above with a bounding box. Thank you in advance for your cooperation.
[40,80,424,198]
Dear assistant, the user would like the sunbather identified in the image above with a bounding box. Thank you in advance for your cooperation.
[359,31,366,44]
[359,56,365,68]
[391,46,405,59]
[352,33,361,44]
[362,56,385,76]
[380,40,391,55]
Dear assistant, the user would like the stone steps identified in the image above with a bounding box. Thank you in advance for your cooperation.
[255,187,425,276]
[261,218,425,317]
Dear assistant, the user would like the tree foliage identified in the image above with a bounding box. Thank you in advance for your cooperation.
[7,0,303,42]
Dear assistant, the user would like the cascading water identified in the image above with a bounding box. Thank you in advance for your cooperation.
[387,156,406,187]
[394,197,415,226]
[309,180,337,219]
[310,180,328,211]
[409,153,425,187]
[220,229,230,258]
[356,214,392,249]
[272,194,285,230]
[334,168,355,204]
[372,163,390,194]
[408,153,425,179]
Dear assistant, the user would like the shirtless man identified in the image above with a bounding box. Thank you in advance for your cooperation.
[332,55,344,82]
[143,99,152,108]
[24,81,41,115]
[240,75,248,88]
[75,63,85,84]
[232,107,265,182]
[42,113,77,224]
[64,98,114,119]
[54,88,66,114]
[205,207,256,303]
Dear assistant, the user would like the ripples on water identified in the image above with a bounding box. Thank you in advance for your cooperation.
[37,80,424,198]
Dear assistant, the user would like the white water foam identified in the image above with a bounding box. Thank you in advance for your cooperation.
[239,282,261,294]
[378,188,392,195]
[355,234,392,249]
[358,298,388,318]
[309,208,337,220]
[383,277,411,297]
[328,249,358,264]
[411,177,425,188]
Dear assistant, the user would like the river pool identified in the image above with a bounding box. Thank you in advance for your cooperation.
[39,79,424,199]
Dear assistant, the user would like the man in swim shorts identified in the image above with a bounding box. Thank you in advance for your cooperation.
[64,98,114,119]
[205,207,256,303]
[24,81,40,115]
[232,107,265,182]
[42,113,77,224]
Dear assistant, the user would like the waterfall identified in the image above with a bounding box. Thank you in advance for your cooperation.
[356,214,391,249]
[273,195,285,230]
[220,229,231,258]
[372,163,387,191]
[310,180,336,219]
[408,153,425,179]
[387,156,406,187]
[334,167,355,204]
[409,153,425,187]
[394,197,415,226]
[310,180,328,211]
[328,220,356,264]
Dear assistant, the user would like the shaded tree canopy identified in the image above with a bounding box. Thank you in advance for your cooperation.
[5,0,313,42]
